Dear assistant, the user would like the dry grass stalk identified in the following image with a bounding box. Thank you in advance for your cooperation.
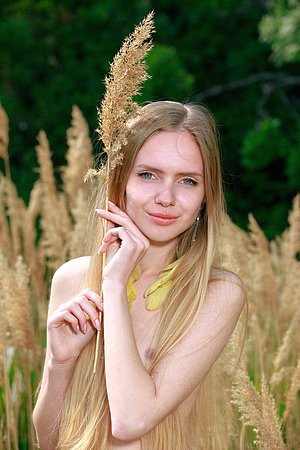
[270,366,295,388]
[0,104,11,180]
[275,197,300,326]
[66,189,89,259]
[260,375,286,449]
[36,130,72,268]
[0,253,18,449]
[277,260,300,327]
[62,105,93,206]
[283,357,300,422]
[3,355,16,450]
[0,253,7,388]
[0,250,10,346]
[248,213,278,309]
[220,215,251,283]
[232,369,264,439]
[0,174,26,262]
[23,180,46,301]
[0,176,12,261]
[10,257,35,350]
[248,312,270,382]
[273,307,300,373]
[1,253,35,350]
[232,369,285,449]
[279,194,300,276]
[0,104,9,159]
[97,11,155,171]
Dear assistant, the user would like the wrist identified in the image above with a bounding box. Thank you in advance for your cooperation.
[102,279,127,300]
[47,355,78,371]
[102,279,127,291]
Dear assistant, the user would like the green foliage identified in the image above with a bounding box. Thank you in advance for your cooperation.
[259,0,300,65]
[142,45,195,100]
[241,118,288,170]
[0,0,299,238]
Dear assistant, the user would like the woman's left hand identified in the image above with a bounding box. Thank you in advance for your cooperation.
[95,201,149,286]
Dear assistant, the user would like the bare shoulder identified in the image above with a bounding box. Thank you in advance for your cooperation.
[206,268,245,317]
[49,256,91,314]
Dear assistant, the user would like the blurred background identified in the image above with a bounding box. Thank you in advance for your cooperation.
[1,0,299,238]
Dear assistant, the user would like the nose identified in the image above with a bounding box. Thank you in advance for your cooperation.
[155,182,176,207]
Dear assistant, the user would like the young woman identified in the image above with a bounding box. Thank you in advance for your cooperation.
[33,101,245,450]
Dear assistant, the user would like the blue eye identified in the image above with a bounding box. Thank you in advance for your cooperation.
[182,178,198,186]
[138,172,155,180]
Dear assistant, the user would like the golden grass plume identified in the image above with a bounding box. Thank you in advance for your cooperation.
[96,11,155,173]
[232,369,285,449]
[36,130,72,268]
[62,105,93,206]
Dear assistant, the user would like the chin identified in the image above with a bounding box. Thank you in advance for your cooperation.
[144,230,181,246]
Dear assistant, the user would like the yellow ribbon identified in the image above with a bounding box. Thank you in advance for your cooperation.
[126,257,182,311]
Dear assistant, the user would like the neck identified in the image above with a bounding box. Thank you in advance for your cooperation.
[139,240,177,277]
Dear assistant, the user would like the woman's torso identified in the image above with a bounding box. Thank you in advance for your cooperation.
[110,275,201,450]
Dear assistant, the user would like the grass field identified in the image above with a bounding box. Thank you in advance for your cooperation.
[0,104,299,449]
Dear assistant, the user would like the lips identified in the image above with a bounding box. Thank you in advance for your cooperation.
[147,212,178,225]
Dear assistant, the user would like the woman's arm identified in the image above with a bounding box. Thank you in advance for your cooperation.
[33,257,101,450]
[33,352,77,450]
[97,202,245,442]
[103,276,244,441]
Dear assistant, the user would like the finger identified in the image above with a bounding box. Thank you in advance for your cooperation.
[108,203,150,248]
[96,208,149,248]
[104,227,146,261]
[107,201,128,216]
[80,288,103,310]
[73,295,101,331]
[106,219,115,231]
[68,298,90,332]
[95,208,131,228]
[48,310,79,334]
[102,231,120,245]
[98,238,120,254]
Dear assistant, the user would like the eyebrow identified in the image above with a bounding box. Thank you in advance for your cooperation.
[135,164,204,178]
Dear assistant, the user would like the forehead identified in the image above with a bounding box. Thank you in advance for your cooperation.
[133,130,203,171]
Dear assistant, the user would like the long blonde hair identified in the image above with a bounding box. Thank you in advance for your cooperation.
[57,101,244,449]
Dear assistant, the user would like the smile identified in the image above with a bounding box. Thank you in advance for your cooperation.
[147,213,178,225]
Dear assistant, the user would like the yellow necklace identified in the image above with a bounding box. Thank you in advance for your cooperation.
[126,257,182,311]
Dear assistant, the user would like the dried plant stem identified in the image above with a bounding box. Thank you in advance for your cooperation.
[3,155,11,181]
[239,423,246,450]
[92,251,106,374]
[93,158,110,373]
[3,352,18,450]
[3,355,11,450]
[283,357,300,422]
[22,352,35,449]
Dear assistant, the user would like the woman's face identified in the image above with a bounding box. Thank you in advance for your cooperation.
[125,130,205,246]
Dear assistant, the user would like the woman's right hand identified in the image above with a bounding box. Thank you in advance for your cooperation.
[47,288,102,364]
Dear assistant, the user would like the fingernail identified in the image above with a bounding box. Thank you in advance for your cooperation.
[97,244,105,254]
[83,323,87,334]
[95,319,101,330]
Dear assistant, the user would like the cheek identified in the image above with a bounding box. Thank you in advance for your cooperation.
[182,190,205,216]
[125,183,142,214]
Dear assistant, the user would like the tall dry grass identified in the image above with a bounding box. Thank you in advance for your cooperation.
[0,104,299,449]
